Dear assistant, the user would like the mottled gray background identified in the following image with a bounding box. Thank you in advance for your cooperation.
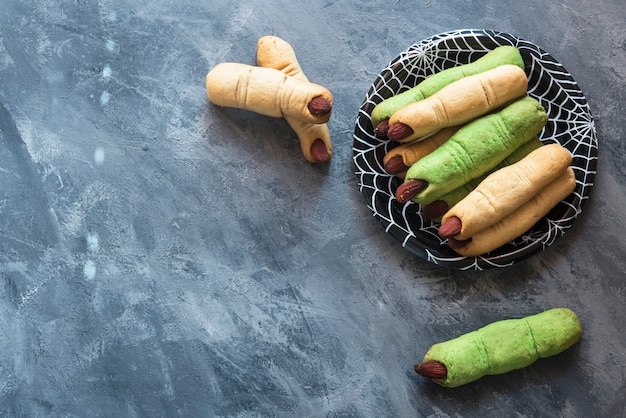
[0,0,625,417]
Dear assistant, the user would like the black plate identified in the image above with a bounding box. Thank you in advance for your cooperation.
[353,29,598,270]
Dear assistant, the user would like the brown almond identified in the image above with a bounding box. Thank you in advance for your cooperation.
[374,119,390,139]
[395,179,427,203]
[438,216,462,238]
[387,123,414,141]
[310,138,330,163]
[422,200,449,221]
[308,96,332,117]
[414,361,447,379]
[384,155,409,174]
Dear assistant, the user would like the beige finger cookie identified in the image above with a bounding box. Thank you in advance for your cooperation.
[256,35,333,163]
[440,143,573,240]
[206,62,332,125]
[448,167,576,257]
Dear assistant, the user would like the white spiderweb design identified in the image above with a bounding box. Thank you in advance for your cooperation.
[353,29,597,271]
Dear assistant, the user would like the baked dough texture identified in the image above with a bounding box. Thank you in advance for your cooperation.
[444,143,573,241]
[206,62,332,125]
[423,308,582,388]
[256,35,333,163]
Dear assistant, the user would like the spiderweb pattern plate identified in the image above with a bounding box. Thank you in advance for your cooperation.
[353,29,597,270]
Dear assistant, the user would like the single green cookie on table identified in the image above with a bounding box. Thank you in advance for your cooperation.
[419,307,582,388]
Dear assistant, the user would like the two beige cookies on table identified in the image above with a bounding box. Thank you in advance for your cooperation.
[206,36,333,163]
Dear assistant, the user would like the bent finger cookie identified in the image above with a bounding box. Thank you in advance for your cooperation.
[440,143,573,240]
[206,62,332,125]
[447,167,576,257]
[256,35,333,163]
[414,308,582,388]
